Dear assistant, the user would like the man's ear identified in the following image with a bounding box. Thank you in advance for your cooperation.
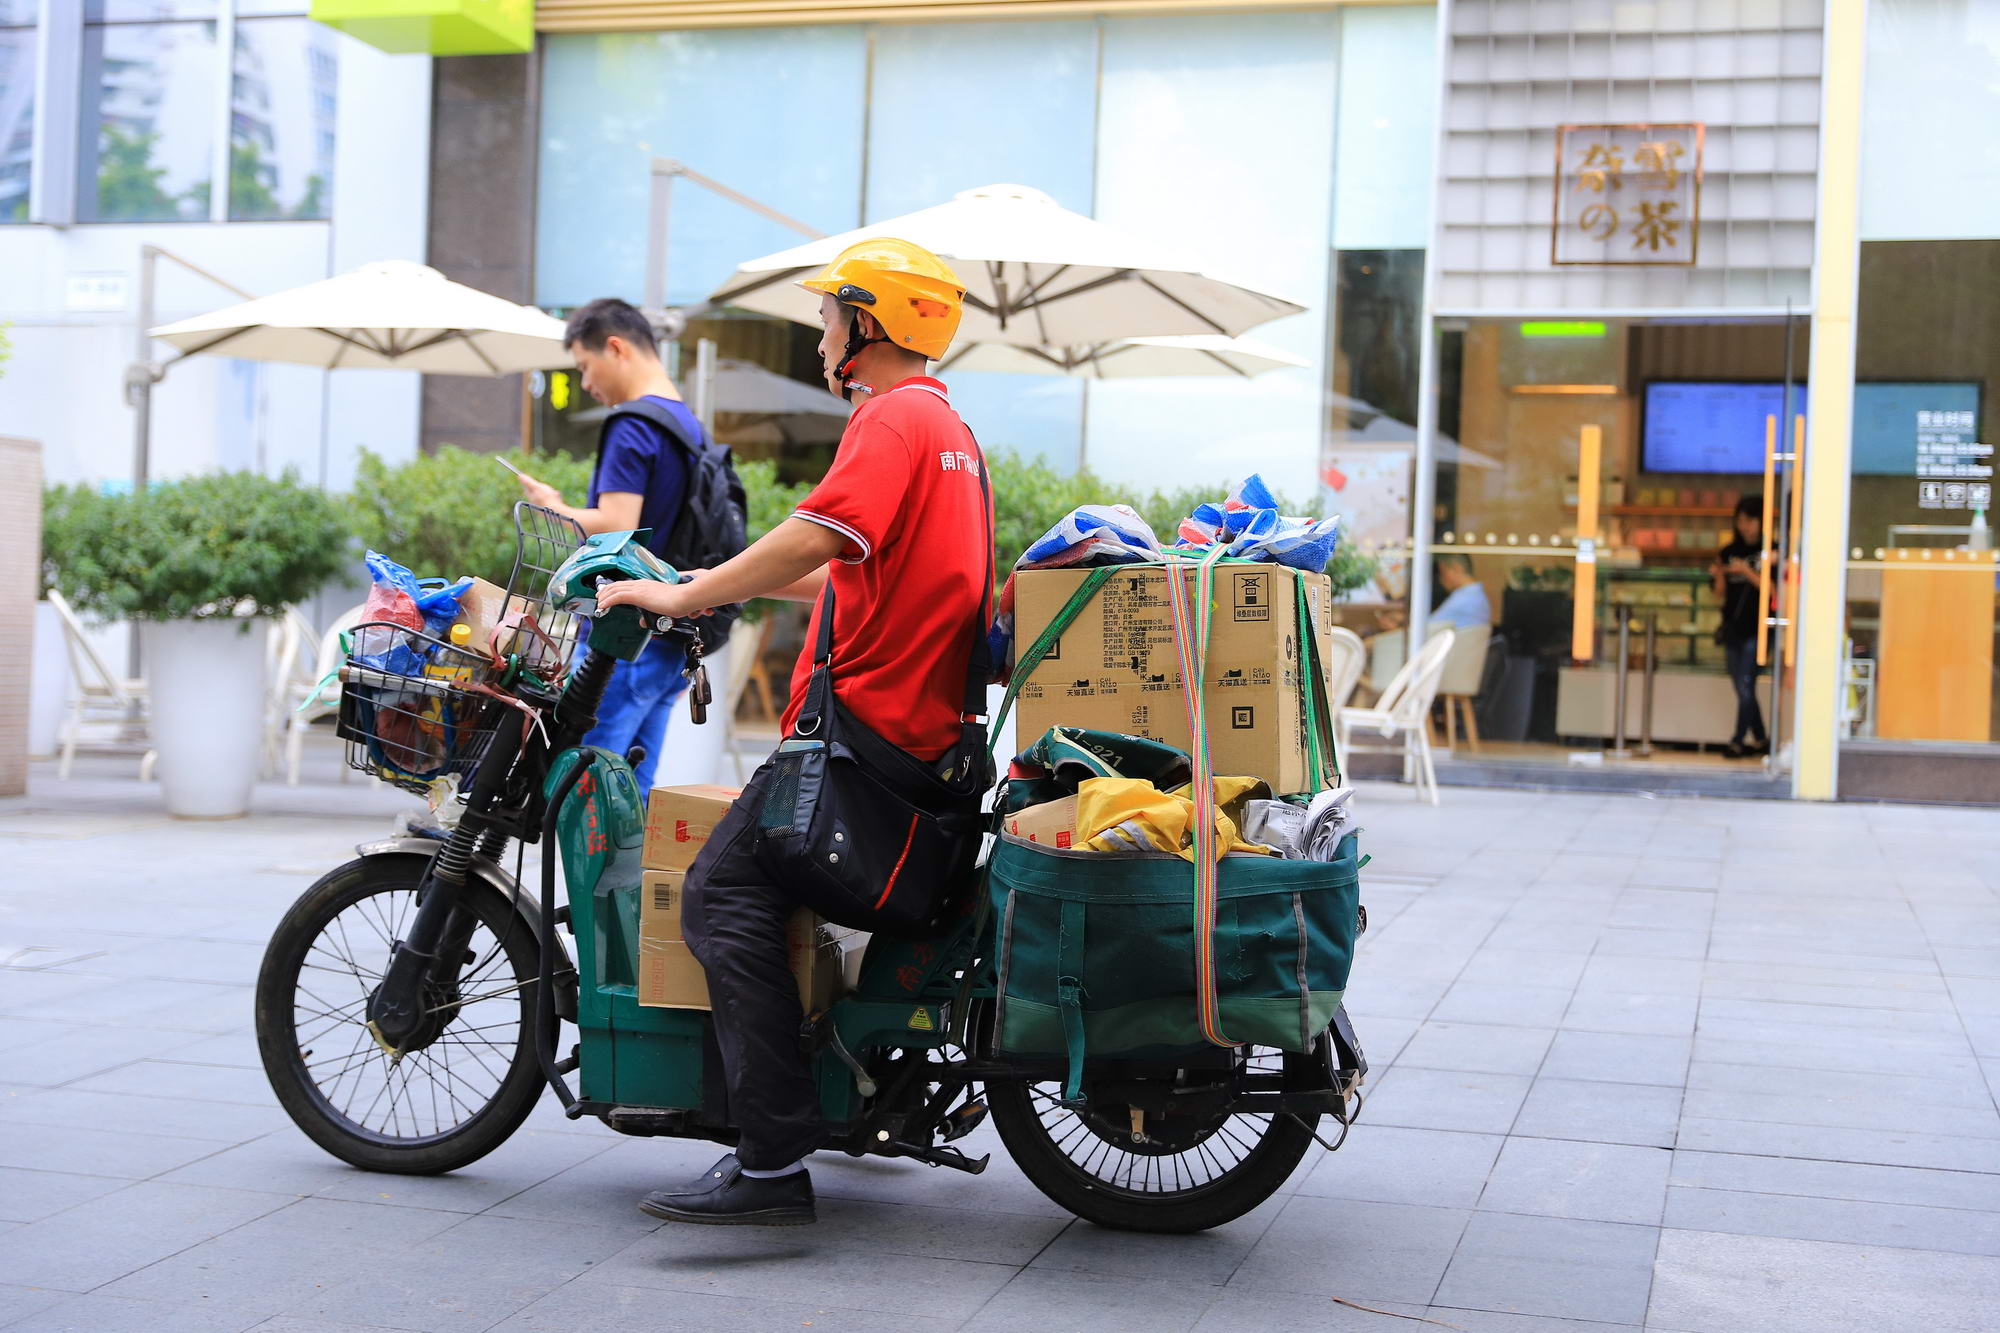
[855,309,885,342]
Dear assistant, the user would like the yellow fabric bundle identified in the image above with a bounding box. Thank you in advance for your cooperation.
[1074,775,1279,861]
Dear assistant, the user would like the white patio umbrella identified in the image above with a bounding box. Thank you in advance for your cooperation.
[147,260,570,375]
[939,333,1306,379]
[707,184,1305,348]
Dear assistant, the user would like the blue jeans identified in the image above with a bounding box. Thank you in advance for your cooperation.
[1723,638,1767,748]
[581,636,691,791]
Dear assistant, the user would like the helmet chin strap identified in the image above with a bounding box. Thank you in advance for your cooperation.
[832,310,890,402]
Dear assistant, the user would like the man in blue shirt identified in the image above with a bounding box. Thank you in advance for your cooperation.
[516,298,700,789]
[1432,553,1492,632]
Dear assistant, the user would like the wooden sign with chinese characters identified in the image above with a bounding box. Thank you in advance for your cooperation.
[1552,124,1704,267]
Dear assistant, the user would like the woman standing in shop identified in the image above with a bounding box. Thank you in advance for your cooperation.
[1712,494,1772,759]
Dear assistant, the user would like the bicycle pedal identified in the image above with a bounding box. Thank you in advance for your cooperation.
[942,1099,988,1142]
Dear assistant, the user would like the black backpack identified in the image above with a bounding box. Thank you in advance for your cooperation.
[595,398,748,658]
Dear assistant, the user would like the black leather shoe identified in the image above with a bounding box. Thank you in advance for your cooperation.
[639,1154,816,1226]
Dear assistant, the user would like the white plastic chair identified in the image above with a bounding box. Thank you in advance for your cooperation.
[262,607,315,776]
[1324,625,1367,714]
[47,590,153,780]
[1434,622,1492,752]
[1338,627,1457,804]
[284,604,367,786]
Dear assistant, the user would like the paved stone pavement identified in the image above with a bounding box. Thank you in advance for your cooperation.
[4,749,1999,1332]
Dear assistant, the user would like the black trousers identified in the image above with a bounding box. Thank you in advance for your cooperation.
[1723,638,1767,747]
[679,757,825,1171]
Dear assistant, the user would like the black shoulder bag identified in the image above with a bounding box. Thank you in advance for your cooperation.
[750,453,996,938]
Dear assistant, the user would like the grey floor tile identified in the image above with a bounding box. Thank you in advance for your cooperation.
[0,1284,72,1328]
[1681,1087,2000,1140]
[1648,1229,2000,1333]
[1361,1067,1533,1135]
[1398,1022,1557,1077]
[1670,1149,2000,1212]
[0,1023,218,1089]
[1433,983,1575,1028]
[1561,989,1697,1037]
[488,1278,961,1333]
[247,1320,417,1333]
[95,1198,467,1313]
[1674,1117,2000,1173]
[1686,1058,1995,1110]
[67,1060,279,1107]
[0,1088,291,1144]
[964,1269,1220,1333]
[1345,975,1452,1021]
[287,1214,636,1333]
[0,1180,294,1292]
[4,1293,269,1333]
[1511,1079,1681,1149]
[1192,1288,1435,1331]
[1593,928,1707,961]
[1576,956,1702,996]
[1295,1125,1505,1209]
[1227,1195,1470,1305]
[1539,1031,1689,1087]
[1456,950,1591,990]
[812,1195,1071,1268]
[584,1226,1016,1319]
[1028,1197,1278,1285]
[1434,1212,1658,1326]
[0,1167,129,1223]
[0,1120,228,1179]
[1664,1184,2000,1257]
[1476,1137,1670,1226]
[1424,1311,1640,1332]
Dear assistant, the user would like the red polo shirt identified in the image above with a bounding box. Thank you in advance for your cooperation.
[784,377,989,760]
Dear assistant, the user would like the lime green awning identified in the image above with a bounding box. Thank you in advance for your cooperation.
[311,0,532,56]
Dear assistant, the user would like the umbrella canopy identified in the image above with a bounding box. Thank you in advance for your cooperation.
[147,261,570,375]
[940,333,1306,380]
[708,184,1305,348]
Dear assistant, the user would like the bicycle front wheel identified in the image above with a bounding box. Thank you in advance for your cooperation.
[255,855,551,1174]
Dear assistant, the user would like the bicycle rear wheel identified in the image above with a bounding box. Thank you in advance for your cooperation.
[255,855,550,1175]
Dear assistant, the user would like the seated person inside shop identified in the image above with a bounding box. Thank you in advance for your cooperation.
[1365,554,1492,693]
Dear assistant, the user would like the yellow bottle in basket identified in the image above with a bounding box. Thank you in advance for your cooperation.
[423,623,479,688]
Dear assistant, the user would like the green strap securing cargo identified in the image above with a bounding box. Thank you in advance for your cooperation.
[1055,898,1088,1105]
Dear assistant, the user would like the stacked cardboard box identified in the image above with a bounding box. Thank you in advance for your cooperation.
[1012,564,1336,796]
[636,786,842,1013]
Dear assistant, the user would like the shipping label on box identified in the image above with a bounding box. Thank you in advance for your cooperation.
[1014,565,1334,795]
[643,783,740,871]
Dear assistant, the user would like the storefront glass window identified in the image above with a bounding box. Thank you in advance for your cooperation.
[79,17,220,222]
[1417,316,1806,765]
[1843,0,2000,750]
[1085,10,1339,501]
[228,17,336,220]
[535,27,867,310]
[868,19,1098,467]
[0,3,31,224]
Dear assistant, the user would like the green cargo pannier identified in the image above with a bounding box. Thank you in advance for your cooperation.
[987,829,1362,1097]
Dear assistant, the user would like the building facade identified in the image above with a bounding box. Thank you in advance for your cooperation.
[7,0,1994,804]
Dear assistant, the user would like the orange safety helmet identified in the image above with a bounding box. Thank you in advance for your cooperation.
[800,237,966,361]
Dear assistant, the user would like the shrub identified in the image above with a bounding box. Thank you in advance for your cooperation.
[347,446,597,589]
[46,471,350,622]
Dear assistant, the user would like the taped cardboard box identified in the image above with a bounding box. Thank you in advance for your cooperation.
[637,869,841,1013]
[1013,565,1335,795]
[643,784,739,871]
[1003,794,1080,848]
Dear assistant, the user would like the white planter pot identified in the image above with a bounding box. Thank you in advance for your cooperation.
[29,601,69,759]
[144,618,268,819]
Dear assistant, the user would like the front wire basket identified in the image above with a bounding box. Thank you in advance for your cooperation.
[337,622,504,795]
[502,501,588,681]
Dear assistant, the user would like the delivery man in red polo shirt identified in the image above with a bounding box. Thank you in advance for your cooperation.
[595,237,986,1225]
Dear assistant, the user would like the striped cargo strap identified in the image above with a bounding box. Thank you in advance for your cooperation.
[1163,543,1238,1049]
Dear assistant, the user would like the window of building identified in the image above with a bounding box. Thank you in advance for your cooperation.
[1844,0,2000,749]
[0,1,32,224]
[75,1,333,224]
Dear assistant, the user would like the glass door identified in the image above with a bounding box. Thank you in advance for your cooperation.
[1413,315,1810,779]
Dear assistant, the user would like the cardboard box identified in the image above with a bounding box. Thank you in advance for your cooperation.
[643,784,740,871]
[636,868,842,1012]
[1013,565,1335,795]
[1003,795,1080,848]
[449,577,509,655]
